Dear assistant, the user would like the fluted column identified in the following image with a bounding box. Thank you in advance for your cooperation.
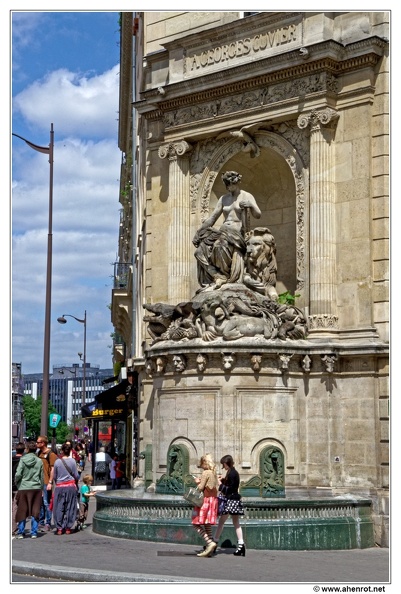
[158,140,192,303]
[298,108,339,332]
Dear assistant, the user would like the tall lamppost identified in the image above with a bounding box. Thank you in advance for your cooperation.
[12,124,54,436]
[57,311,87,436]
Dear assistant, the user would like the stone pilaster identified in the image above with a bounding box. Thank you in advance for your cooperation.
[298,108,339,334]
[158,140,192,303]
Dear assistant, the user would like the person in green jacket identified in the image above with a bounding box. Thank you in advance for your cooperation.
[15,441,44,539]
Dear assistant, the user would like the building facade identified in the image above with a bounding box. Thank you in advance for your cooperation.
[23,363,114,426]
[111,12,389,546]
[11,362,24,444]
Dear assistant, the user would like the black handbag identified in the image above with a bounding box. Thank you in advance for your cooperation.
[217,484,228,515]
[217,492,227,515]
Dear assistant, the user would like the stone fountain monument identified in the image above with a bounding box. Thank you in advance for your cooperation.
[94,171,376,550]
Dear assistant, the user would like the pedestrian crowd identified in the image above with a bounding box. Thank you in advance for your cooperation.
[11,436,96,539]
[12,440,246,558]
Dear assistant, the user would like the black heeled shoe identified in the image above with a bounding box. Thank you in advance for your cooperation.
[233,543,246,556]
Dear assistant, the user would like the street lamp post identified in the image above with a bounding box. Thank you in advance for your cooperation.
[12,124,54,436]
[57,311,87,436]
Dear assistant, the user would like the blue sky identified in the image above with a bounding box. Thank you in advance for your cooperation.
[11,11,122,374]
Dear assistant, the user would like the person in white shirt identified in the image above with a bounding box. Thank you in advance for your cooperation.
[95,447,112,482]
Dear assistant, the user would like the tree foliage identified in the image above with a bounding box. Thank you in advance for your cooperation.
[22,395,70,443]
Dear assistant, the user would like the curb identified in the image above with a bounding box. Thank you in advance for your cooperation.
[12,561,232,583]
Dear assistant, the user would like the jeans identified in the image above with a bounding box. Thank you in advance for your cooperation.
[39,486,52,526]
[18,516,38,537]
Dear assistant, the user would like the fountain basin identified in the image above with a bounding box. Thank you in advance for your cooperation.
[93,490,374,550]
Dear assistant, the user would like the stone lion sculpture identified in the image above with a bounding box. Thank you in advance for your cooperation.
[243,227,278,301]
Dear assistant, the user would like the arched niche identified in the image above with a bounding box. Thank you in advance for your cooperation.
[155,442,195,494]
[240,444,286,498]
[190,131,308,307]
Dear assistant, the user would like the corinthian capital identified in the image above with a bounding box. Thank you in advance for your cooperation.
[297,108,339,132]
[158,140,192,160]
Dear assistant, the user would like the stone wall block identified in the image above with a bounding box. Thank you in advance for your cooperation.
[372,134,389,158]
[372,155,389,178]
[380,419,389,442]
[372,238,389,261]
[345,420,375,442]
[372,112,389,136]
[372,217,389,240]
[379,442,389,465]
[372,281,389,304]
[373,302,389,325]
[372,259,389,282]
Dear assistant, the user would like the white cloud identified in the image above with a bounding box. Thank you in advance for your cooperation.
[12,63,122,373]
[13,65,120,138]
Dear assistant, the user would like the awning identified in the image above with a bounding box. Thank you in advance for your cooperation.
[95,379,129,405]
[81,380,130,420]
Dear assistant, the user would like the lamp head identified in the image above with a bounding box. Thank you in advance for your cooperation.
[57,316,67,324]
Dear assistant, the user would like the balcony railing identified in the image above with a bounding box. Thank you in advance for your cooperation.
[113,262,130,289]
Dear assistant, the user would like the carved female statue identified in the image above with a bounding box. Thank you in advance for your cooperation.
[193,171,261,289]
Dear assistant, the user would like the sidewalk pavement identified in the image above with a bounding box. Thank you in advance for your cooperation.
[12,463,390,584]
[11,503,390,584]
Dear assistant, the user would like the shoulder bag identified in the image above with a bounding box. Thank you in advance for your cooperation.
[183,486,204,507]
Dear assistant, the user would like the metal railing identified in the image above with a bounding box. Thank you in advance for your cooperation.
[113,262,130,289]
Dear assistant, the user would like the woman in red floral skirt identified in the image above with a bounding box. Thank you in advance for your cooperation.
[192,454,219,557]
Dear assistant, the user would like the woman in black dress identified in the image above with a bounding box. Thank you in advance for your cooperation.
[213,454,246,556]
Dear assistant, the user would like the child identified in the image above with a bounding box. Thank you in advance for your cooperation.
[79,474,95,528]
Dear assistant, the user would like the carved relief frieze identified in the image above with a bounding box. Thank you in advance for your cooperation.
[144,350,378,375]
[259,72,337,107]
[163,72,338,131]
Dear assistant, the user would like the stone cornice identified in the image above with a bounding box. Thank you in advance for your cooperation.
[134,37,386,118]
[145,338,389,360]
